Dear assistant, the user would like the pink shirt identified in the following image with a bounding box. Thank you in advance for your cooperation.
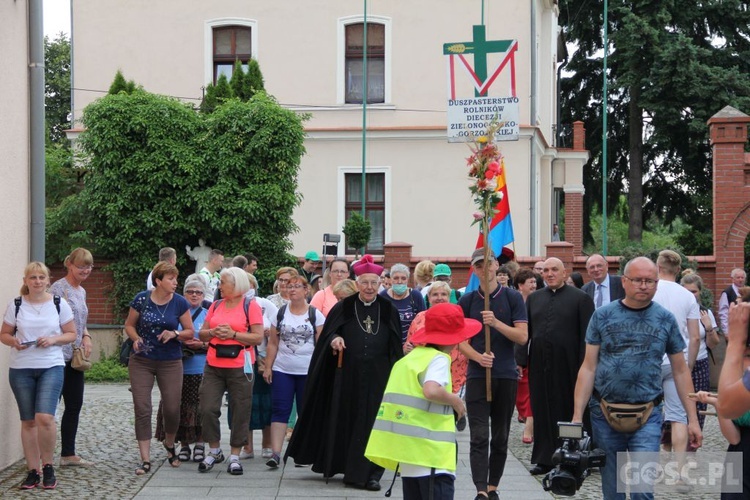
[310,286,338,317]
[205,299,262,368]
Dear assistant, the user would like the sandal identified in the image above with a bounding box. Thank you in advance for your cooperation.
[178,445,191,462]
[163,442,181,467]
[192,444,205,463]
[135,461,151,476]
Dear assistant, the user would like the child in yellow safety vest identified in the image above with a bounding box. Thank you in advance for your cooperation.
[365,303,481,500]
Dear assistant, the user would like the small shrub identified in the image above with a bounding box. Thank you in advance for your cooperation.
[85,351,129,382]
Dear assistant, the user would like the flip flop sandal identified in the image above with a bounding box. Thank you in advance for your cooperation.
[135,461,151,476]
[192,444,205,463]
[178,445,191,462]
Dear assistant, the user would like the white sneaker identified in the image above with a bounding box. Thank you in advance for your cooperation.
[261,448,273,459]
[239,449,254,460]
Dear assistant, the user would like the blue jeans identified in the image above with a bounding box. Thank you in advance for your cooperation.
[590,399,663,500]
[9,366,65,420]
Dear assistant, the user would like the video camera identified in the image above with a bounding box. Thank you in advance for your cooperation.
[542,422,605,496]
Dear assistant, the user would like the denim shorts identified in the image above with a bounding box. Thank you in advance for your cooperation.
[9,365,65,421]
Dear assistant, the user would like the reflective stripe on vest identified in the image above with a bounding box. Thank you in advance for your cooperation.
[381,393,452,416]
[371,419,455,443]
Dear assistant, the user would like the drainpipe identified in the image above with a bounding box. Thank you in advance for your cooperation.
[529,0,538,254]
[29,0,46,262]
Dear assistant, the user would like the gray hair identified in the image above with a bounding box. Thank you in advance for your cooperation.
[220,267,251,296]
[183,273,207,295]
[390,263,410,279]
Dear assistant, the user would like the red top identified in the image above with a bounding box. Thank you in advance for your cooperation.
[205,299,262,368]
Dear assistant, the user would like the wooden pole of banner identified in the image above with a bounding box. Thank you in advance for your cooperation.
[482,198,492,402]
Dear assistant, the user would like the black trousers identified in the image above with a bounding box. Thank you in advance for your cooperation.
[465,377,517,492]
[60,361,85,457]
[402,473,455,500]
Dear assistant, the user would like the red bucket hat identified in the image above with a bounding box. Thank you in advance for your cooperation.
[410,303,482,346]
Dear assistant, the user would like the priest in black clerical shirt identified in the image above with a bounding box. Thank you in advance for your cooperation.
[526,257,594,475]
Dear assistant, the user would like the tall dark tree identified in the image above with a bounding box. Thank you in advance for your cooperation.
[44,33,71,144]
[559,0,750,244]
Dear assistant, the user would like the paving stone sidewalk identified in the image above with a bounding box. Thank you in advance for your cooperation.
[0,382,729,499]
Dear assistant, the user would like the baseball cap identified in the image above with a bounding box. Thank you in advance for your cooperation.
[433,263,452,278]
[471,248,496,266]
[304,251,321,262]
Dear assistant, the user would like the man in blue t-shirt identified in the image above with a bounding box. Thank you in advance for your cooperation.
[572,257,702,500]
[459,248,528,500]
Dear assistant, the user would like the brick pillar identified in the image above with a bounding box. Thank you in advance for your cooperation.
[564,189,584,255]
[383,242,413,275]
[546,241,575,271]
[572,121,586,151]
[709,106,750,310]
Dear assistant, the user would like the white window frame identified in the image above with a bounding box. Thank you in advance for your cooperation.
[337,15,392,105]
[338,166,391,253]
[204,18,259,86]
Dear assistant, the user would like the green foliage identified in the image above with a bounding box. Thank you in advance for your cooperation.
[616,246,695,276]
[343,211,372,255]
[201,60,266,114]
[244,59,265,99]
[108,70,136,95]
[85,351,129,382]
[585,197,683,256]
[68,85,306,315]
[229,61,246,100]
[559,0,750,245]
[44,33,71,144]
[45,144,89,262]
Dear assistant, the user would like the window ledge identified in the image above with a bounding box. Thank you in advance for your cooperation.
[285,103,396,112]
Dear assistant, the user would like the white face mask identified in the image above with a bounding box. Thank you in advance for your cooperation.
[246,289,256,300]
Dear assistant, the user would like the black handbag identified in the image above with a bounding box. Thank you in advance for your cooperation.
[119,338,134,366]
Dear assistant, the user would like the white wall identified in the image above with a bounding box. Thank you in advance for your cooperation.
[71,0,568,257]
[0,0,32,470]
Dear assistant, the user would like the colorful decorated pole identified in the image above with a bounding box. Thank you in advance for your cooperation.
[467,123,504,402]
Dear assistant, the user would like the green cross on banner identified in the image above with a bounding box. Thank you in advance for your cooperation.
[443,25,517,98]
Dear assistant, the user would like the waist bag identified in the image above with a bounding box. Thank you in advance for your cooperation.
[599,395,661,433]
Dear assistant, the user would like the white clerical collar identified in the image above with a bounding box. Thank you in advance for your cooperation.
[358,296,376,307]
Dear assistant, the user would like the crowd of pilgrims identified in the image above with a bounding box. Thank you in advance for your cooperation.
[3,245,748,499]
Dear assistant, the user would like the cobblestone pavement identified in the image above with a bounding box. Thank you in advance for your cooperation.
[0,383,166,499]
[0,383,732,499]
[507,410,728,499]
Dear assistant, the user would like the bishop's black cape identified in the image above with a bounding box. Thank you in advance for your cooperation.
[526,284,594,468]
[284,293,402,485]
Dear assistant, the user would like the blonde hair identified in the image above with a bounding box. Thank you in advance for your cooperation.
[414,260,436,286]
[333,279,358,299]
[247,273,259,290]
[428,281,452,298]
[64,247,93,267]
[21,261,50,295]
